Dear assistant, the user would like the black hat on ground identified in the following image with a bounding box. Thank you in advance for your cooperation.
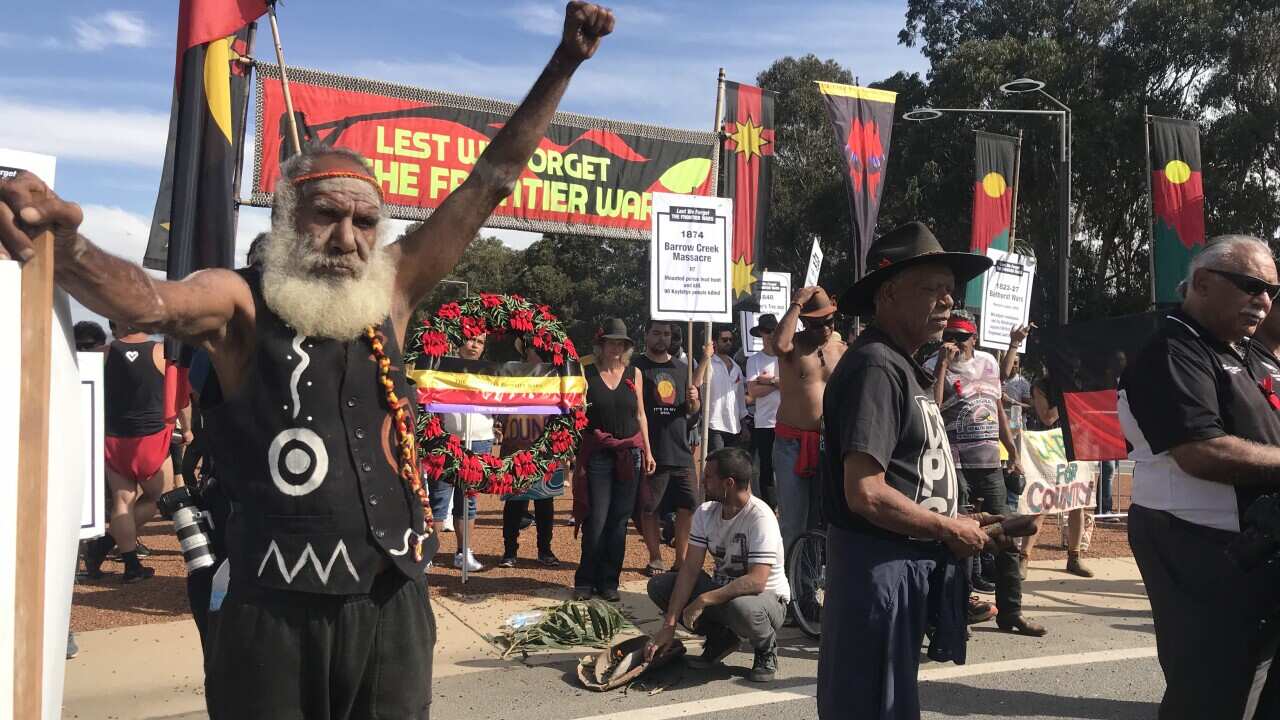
[839,221,993,316]
[596,318,634,346]
[750,313,779,337]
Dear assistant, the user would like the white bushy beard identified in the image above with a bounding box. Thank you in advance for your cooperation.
[259,183,395,341]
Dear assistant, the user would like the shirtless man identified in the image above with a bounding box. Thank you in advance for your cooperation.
[773,286,847,551]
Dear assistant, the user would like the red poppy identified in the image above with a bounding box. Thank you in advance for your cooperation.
[421,331,448,358]
[573,409,589,430]
[480,293,502,308]
[624,377,636,391]
[1261,376,1280,410]
[462,316,488,339]
[436,302,461,320]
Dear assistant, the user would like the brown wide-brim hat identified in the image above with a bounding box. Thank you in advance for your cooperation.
[799,288,838,319]
[596,317,634,346]
[839,221,993,316]
[749,313,779,337]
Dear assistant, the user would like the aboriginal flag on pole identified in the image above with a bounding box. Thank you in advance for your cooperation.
[1148,116,1206,304]
[815,81,896,280]
[964,131,1018,308]
[720,80,776,311]
[144,0,267,277]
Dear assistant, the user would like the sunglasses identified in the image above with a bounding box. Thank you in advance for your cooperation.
[943,332,973,342]
[1206,269,1280,300]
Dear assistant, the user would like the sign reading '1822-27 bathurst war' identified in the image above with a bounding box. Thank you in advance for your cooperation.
[250,64,718,240]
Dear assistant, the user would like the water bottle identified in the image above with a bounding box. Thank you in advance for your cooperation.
[505,610,545,630]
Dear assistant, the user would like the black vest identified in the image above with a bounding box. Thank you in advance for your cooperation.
[210,269,428,595]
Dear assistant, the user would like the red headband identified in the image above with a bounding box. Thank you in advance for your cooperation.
[946,318,977,335]
[292,170,384,199]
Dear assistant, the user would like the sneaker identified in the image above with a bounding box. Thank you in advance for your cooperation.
[441,516,455,533]
[122,564,155,584]
[748,645,778,683]
[967,596,996,625]
[66,632,79,660]
[572,586,593,601]
[537,552,560,568]
[83,537,112,579]
[971,574,996,594]
[644,561,667,577]
[134,540,153,558]
[453,551,483,572]
[599,587,621,602]
[688,627,739,669]
[497,556,517,569]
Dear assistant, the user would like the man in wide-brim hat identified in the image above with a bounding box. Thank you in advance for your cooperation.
[816,221,994,719]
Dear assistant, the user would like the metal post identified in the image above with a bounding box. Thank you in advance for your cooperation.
[701,323,713,468]
[1058,110,1071,324]
[267,3,302,156]
[1009,130,1024,249]
[460,414,471,584]
[231,23,258,238]
[1143,107,1157,306]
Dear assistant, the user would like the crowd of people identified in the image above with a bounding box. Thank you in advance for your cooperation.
[7,3,1278,718]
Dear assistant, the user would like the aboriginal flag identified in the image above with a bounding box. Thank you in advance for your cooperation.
[1148,116,1206,304]
[815,81,896,281]
[721,80,776,311]
[144,0,266,276]
[1041,312,1163,460]
[964,131,1018,308]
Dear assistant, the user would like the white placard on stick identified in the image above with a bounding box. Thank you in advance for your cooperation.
[978,248,1035,353]
[804,237,823,288]
[78,352,105,540]
[0,148,56,188]
[741,270,793,355]
[649,192,733,323]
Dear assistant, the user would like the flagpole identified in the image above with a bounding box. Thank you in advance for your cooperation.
[1143,106,1157,307]
[1009,129,1023,250]
[231,22,258,239]
[701,69,726,476]
[267,2,302,156]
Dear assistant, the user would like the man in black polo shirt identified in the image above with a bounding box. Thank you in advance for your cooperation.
[1120,235,1280,719]
[818,222,993,719]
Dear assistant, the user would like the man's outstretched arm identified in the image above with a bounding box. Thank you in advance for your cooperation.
[389,2,614,320]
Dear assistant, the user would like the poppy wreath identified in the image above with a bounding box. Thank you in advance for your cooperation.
[406,293,588,496]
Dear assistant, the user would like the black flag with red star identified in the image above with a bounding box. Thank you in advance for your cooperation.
[721,80,776,311]
[816,81,897,281]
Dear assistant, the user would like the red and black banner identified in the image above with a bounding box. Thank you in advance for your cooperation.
[250,64,718,240]
[1149,116,1206,304]
[720,80,775,311]
[965,131,1018,307]
[144,0,265,275]
[1041,312,1163,460]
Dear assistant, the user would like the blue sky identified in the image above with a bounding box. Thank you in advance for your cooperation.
[0,1,927,323]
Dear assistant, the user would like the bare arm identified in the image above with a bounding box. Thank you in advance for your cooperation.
[1169,436,1280,487]
[388,3,613,327]
[1001,325,1031,381]
[747,377,779,399]
[842,451,986,557]
[634,368,655,473]
[774,287,818,355]
[693,563,771,606]
[1032,384,1058,427]
[997,402,1019,473]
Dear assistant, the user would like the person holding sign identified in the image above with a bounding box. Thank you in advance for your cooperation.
[0,4,616,716]
[773,286,846,552]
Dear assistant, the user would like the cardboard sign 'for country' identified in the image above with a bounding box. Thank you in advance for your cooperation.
[251,64,718,240]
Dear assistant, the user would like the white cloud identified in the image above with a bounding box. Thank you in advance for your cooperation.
[72,11,151,52]
[80,204,154,266]
[0,96,169,168]
[506,2,564,36]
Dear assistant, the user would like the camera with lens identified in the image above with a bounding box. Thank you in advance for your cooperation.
[157,485,218,573]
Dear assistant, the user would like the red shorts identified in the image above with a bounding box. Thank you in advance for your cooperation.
[104,426,173,484]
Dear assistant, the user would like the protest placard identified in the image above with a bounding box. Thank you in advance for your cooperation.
[979,247,1035,352]
[649,193,733,323]
[741,271,792,354]
[1017,429,1098,514]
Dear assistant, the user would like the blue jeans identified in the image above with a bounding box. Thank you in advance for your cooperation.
[574,449,641,592]
[774,436,818,554]
[429,439,492,520]
[1098,460,1116,514]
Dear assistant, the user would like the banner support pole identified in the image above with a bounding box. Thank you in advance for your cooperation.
[267,2,303,157]
[1010,129,1024,250]
[231,23,259,242]
[699,69,726,475]
[1143,106,1157,307]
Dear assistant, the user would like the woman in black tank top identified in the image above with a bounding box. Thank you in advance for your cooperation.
[573,319,655,600]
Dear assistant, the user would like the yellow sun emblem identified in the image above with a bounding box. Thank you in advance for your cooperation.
[732,257,757,297]
[726,117,769,159]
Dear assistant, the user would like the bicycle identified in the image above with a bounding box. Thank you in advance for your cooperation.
[786,524,826,639]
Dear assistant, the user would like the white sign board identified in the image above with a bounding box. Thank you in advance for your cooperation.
[0,147,56,188]
[1016,429,1097,514]
[978,248,1035,353]
[803,237,824,288]
[78,352,106,540]
[741,271,793,355]
[649,192,733,323]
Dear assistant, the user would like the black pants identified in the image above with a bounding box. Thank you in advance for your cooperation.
[1129,504,1280,719]
[751,427,777,509]
[502,498,554,558]
[959,466,1022,618]
[205,572,435,720]
[574,450,640,592]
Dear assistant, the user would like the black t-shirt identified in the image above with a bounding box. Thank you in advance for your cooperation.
[822,328,960,539]
[634,355,693,466]
[585,364,641,438]
[1119,310,1280,530]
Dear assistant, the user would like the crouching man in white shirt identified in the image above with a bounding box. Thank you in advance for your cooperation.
[644,447,790,683]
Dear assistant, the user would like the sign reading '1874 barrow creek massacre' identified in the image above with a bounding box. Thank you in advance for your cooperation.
[649,193,734,323]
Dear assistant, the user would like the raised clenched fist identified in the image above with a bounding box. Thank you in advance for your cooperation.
[560,2,614,62]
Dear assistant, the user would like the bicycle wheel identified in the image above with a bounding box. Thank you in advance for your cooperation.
[787,529,826,640]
